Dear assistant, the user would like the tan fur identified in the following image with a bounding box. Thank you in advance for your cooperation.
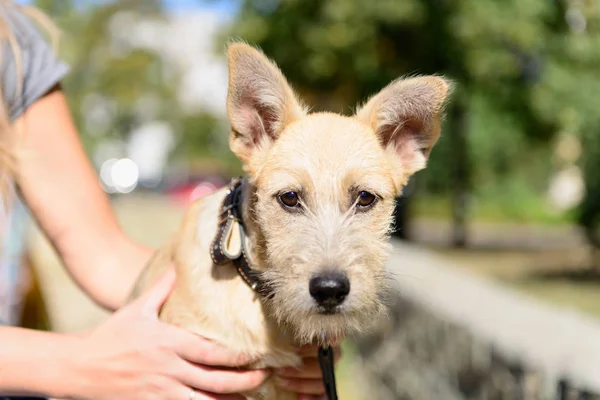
[131,43,452,399]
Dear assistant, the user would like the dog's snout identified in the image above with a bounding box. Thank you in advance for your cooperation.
[309,272,350,309]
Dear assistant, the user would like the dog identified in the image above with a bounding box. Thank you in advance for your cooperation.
[131,42,452,399]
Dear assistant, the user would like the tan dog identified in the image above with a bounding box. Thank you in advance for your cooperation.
[131,42,451,399]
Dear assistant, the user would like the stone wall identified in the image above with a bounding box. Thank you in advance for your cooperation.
[352,241,600,400]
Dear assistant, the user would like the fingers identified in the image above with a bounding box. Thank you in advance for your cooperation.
[274,377,325,395]
[167,326,259,367]
[274,345,342,397]
[176,361,270,394]
[132,267,177,317]
[164,326,270,393]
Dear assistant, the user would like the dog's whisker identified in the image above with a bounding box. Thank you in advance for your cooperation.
[384,269,421,282]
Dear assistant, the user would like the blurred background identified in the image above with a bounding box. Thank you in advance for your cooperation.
[14,0,600,398]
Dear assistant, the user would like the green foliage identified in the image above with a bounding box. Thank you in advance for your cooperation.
[27,0,600,225]
[171,112,242,175]
[33,0,177,152]
[222,0,600,223]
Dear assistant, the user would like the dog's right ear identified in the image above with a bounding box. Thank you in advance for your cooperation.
[226,43,306,167]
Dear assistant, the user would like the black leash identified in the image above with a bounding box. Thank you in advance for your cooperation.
[318,345,339,400]
[210,177,338,400]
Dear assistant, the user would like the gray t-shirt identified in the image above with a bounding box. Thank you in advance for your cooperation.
[0,4,70,327]
[1,4,70,121]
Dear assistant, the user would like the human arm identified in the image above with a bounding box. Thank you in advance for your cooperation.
[0,2,150,311]
[14,85,152,311]
[0,325,78,398]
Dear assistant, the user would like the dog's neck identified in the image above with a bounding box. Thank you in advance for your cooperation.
[238,182,269,271]
[210,178,272,295]
[229,179,256,264]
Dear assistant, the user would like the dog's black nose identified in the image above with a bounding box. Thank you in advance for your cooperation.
[309,273,350,308]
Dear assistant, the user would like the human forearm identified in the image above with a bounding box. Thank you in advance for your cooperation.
[0,326,80,398]
[14,86,154,310]
[37,222,152,311]
[77,234,154,310]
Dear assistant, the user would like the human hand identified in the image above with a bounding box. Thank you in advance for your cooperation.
[67,268,270,400]
[274,343,343,400]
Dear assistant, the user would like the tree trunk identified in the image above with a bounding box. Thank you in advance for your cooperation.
[449,96,470,248]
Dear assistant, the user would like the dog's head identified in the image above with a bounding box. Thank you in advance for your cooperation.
[226,42,451,344]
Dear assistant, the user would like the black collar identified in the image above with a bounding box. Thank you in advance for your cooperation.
[210,177,338,400]
[210,177,269,295]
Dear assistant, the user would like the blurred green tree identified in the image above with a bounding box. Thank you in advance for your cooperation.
[33,0,181,153]
[170,111,242,176]
[34,0,237,180]
[220,0,600,246]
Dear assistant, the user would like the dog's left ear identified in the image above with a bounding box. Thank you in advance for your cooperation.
[226,42,306,167]
[355,76,452,177]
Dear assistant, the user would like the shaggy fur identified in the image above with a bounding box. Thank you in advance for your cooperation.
[131,43,452,400]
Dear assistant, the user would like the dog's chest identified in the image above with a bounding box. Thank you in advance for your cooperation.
[162,282,301,361]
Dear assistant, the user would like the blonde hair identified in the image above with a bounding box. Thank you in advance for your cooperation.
[0,0,59,203]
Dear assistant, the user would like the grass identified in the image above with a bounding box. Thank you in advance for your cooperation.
[411,192,575,226]
[336,342,365,400]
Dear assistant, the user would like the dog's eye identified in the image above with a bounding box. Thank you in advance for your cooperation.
[279,191,300,208]
[356,191,377,209]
